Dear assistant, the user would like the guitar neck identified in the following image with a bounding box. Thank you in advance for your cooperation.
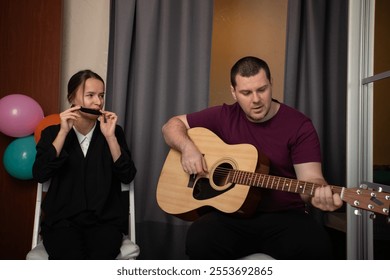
[228,169,342,196]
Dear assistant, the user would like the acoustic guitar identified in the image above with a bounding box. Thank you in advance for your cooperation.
[156,127,390,221]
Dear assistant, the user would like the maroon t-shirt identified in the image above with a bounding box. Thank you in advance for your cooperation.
[187,102,322,212]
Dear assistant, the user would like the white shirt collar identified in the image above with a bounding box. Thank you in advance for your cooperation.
[73,122,96,144]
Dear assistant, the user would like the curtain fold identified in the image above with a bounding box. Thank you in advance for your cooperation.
[106,0,214,259]
[283,1,348,257]
[284,0,348,187]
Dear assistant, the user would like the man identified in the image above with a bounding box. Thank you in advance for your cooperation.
[162,56,342,259]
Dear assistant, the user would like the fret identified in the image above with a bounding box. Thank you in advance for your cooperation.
[265,175,271,189]
[284,178,291,191]
[261,174,266,186]
[265,175,270,188]
[249,172,254,185]
[245,171,250,185]
[260,175,266,188]
[274,176,280,190]
[236,171,241,184]
[230,170,235,183]
[240,171,245,184]
[270,176,275,190]
[240,171,245,185]
[233,170,238,183]
[237,169,344,198]
[258,174,263,187]
[255,173,260,186]
[281,177,285,190]
[251,173,256,185]
[274,176,279,190]
[245,172,251,186]
[227,169,232,182]
[248,172,253,185]
[248,172,254,185]
[298,182,303,193]
[229,169,326,197]
[276,177,283,189]
[238,171,245,184]
[309,183,315,195]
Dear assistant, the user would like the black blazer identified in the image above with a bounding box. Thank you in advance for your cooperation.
[33,122,137,230]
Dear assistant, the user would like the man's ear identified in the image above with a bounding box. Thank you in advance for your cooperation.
[230,85,237,100]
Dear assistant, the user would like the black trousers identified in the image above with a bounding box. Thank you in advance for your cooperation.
[186,210,333,260]
[42,212,123,260]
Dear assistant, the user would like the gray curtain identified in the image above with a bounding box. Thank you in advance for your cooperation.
[284,0,348,187]
[105,0,214,259]
[283,0,348,259]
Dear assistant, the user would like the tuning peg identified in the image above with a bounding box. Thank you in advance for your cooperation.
[387,217,390,224]
[359,184,368,190]
[369,213,376,220]
[354,209,362,216]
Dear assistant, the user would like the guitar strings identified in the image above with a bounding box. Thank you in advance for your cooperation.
[211,166,317,195]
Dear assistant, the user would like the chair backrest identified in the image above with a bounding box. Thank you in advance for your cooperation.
[121,181,136,244]
[30,180,136,249]
[31,181,48,248]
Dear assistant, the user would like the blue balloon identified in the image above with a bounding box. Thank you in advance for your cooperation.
[3,136,36,180]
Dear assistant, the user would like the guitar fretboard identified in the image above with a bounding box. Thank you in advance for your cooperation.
[226,169,341,196]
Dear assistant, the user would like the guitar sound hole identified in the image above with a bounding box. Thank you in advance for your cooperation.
[212,163,233,187]
[192,163,234,200]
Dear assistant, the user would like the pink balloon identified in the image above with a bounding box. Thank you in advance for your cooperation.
[0,94,44,137]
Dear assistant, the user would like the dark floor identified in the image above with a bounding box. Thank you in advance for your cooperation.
[326,222,390,260]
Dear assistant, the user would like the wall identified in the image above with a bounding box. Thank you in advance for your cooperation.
[209,0,287,106]
[0,0,62,259]
[61,0,110,110]
[0,0,109,260]
[61,0,287,111]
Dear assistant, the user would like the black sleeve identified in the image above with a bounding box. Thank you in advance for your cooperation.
[112,125,137,184]
[32,125,68,183]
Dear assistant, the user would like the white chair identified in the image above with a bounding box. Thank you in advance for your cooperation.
[240,253,275,260]
[26,180,140,260]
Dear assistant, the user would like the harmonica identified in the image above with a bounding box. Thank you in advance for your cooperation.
[79,107,102,115]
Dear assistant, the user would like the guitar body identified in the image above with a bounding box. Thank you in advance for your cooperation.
[156,127,264,221]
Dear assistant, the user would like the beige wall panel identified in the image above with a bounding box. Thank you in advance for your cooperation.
[61,0,110,109]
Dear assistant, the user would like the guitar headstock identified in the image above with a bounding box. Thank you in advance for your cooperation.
[342,187,390,216]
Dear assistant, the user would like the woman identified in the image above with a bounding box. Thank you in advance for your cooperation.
[33,70,137,259]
